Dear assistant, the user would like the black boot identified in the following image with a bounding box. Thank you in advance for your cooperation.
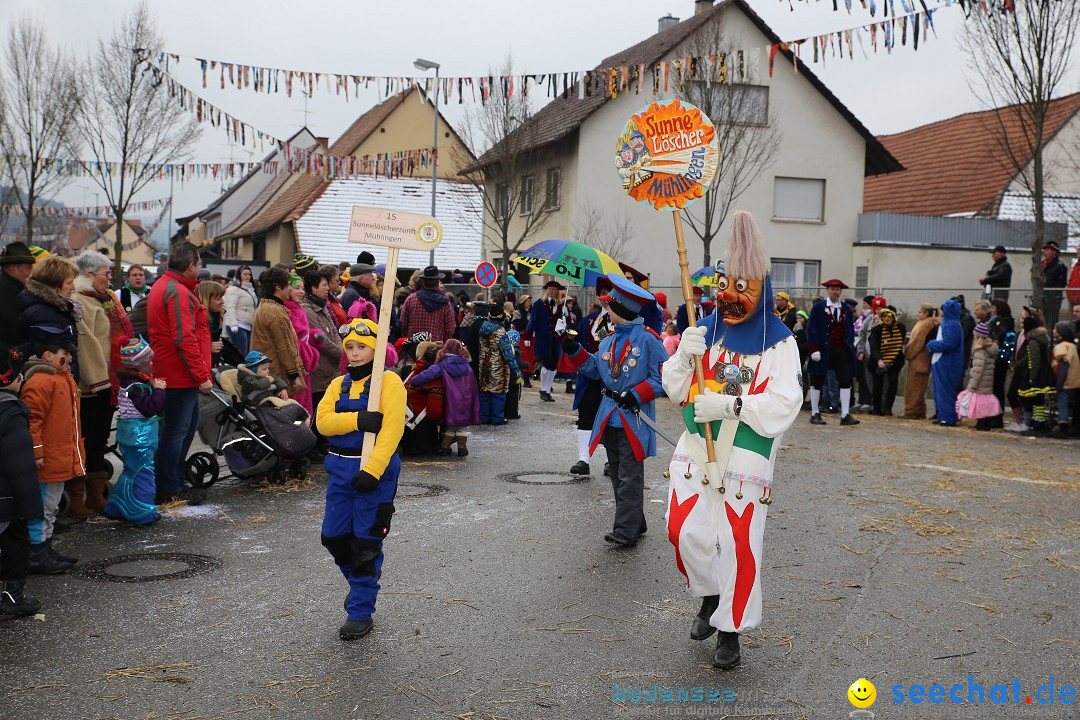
[28,544,71,575]
[713,631,741,669]
[570,460,590,475]
[565,380,575,394]
[45,539,78,565]
[1,580,41,618]
[539,390,555,402]
[690,595,719,640]
[339,618,373,640]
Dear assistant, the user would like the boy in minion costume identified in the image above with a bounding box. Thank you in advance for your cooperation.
[317,318,406,640]
[561,273,667,547]
[662,212,802,669]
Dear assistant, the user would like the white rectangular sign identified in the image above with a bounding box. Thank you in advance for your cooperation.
[348,205,443,251]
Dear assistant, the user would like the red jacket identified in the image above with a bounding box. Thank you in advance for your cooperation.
[148,270,212,388]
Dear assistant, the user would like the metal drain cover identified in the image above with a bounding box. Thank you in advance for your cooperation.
[73,553,221,583]
[397,482,449,499]
[500,472,591,486]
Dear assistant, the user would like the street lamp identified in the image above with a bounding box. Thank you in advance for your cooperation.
[414,57,440,267]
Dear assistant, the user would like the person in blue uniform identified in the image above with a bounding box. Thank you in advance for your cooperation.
[526,280,565,401]
[806,279,860,426]
[562,273,668,546]
[569,289,613,476]
[317,318,407,640]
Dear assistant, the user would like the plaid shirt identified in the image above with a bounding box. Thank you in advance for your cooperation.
[399,291,457,342]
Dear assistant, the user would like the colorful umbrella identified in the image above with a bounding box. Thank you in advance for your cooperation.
[690,265,717,286]
[514,239,623,287]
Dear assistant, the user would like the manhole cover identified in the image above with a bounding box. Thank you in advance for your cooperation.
[500,472,592,486]
[73,553,221,583]
[397,482,449,499]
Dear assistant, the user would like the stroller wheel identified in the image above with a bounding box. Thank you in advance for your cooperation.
[186,452,220,488]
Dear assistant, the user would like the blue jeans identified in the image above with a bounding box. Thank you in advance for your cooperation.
[156,388,201,498]
[479,391,506,423]
[227,327,250,356]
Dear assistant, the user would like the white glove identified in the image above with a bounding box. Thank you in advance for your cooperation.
[555,317,567,335]
[678,326,708,360]
[810,351,821,362]
[693,390,741,422]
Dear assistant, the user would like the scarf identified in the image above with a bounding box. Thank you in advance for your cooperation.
[879,318,903,365]
[124,282,149,298]
[305,292,328,308]
[81,288,134,403]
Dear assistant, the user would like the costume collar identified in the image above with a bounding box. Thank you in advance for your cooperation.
[613,317,644,335]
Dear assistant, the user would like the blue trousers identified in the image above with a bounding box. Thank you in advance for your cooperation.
[932,367,960,426]
[104,417,160,525]
[479,391,506,423]
[321,452,399,621]
[155,388,201,498]
[226,327,250,356]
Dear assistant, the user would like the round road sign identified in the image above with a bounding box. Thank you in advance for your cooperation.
[475,261,499,288]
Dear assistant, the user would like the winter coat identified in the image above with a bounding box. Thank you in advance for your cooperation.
[869,321,907,371]
[905,317,938,375]
[1053,340,1080,390]
[926,299,965,387]
[250,296,305,391]
[1014,327,1053,390]
[966,340,999,394]
[527,297,562,359]
[478,320,519,394]
[75,275,133,403]
[20,363,85,483]
[399,289,457,342]
[286,299,319,412]
[855,311,876,358]
[984,257,1012,290]
[17,278,87,384]
[0,270,26,345]
[237,364,289,407]
[223,282,257,330]
[0,391,44,522]
[147,270,212,389]
[301,295,343,395]
[806,299,857,376]
[410,354,480,427]
[340,281,379,316]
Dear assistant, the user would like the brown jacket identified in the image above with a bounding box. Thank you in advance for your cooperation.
[301,295,343,395]
[21,363,86,483]
[905,317,939,375]
[250,297,305,392]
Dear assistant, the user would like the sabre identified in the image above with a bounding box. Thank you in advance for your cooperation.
[632,409,679,447]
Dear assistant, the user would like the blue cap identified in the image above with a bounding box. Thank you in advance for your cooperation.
[244,350,270,367]
[600,273,654,314]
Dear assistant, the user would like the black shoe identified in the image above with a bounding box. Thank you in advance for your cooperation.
[0,580,41,618]
[840,414,860,426]
[457,447,469,457]
[45,539,78,565]
[28,544,71,575]
[690,595,720,641]
[179,487,208,506]
[570,460,590,475]
[540,391,555,402]
[522,379,532,388]
[713,631,741,669]
[639,519,647,536]
[50,518,75,534]
[505,414,521,420]
[565,382,575,393]
[339,618,373,640]
[809,413,826,425]
[437,447,453,456]
[603,462,610,477]
[604,531,637,547]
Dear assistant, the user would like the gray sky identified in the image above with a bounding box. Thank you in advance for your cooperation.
[3,0,1078,244]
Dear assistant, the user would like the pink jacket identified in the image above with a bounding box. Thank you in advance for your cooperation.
[286,300,320,413]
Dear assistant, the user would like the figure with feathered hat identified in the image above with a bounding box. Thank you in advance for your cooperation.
[661,211,803,669]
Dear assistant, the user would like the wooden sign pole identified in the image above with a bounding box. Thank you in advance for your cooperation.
[358,246,401,465]
[672,211,720,481]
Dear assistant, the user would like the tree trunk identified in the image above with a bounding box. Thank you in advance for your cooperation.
[25,188,35,247]
[1031,149,1045,309]
[702,234,713,270]
[113,210,125,280]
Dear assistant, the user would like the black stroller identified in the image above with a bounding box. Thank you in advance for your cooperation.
[185,366,316,487]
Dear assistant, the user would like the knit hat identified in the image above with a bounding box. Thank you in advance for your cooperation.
[775,291,791,302]
[796,310,809,320]
[0,341,30,386]
[293,253,318,274]
[654,291,668,307]
[28,245,49,263]
[340,318,378,351]
[244,350,271,368]
[862,295,876,306]
[973,322,990,338]
[506,329,521,348]
[120,336,154,372]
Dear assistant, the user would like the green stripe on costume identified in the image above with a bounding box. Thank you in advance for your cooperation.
[681,403,774,459]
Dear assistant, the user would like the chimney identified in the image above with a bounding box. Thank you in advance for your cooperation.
[658,13,680,33]
[695,0,715,14]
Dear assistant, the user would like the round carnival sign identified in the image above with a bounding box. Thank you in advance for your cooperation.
[615,98,719,211]
[475,261,499,288]
[416,220,442,245]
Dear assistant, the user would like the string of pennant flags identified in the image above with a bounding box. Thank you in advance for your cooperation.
[0,197,169,218]
[780,0,1013,17]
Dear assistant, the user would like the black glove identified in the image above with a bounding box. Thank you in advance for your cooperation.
[350,470,379,493]
[356,410,383,433]
[615,391,639,410]
[561,336,580,355]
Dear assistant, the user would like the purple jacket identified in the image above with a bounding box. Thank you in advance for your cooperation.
[410,354,480,427]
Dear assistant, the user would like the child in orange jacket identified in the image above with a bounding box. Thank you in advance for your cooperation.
[20,343,86,575]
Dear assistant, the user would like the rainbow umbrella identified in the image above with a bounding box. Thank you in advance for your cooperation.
[690,265,717,286]
[514,239,623,287]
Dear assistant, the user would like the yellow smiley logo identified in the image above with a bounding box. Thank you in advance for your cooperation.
[848,678,877,708]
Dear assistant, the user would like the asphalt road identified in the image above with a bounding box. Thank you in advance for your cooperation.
[2,387,1077,720]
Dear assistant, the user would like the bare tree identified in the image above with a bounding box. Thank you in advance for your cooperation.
[676,21,781,267]
[76,1,200,276]
[455,56,555,291]
[574,200,637,265]
[961,1,1080,308]
[0,14,80,247]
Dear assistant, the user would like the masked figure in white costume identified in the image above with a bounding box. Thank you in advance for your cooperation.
[662,211,802,669]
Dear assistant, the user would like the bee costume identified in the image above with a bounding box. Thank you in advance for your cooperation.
[317,319,407,640]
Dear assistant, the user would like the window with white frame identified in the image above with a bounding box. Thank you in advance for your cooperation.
[770,259,820,292]
[521,175,534,215]
[546,168,561,210]
[773,177,825,222]
[496,183,510,220]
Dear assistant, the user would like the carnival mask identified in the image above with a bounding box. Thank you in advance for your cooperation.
[715,273,763,326]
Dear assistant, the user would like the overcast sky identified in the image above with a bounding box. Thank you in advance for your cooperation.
[3,0,1078,244]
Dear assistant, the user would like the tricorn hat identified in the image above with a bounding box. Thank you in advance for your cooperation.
[542,280,565,290]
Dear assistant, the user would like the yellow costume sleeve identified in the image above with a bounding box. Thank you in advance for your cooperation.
[316,375,351,437]
[363,371,406,479]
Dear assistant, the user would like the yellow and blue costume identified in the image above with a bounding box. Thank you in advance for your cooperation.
[317,319,406,631]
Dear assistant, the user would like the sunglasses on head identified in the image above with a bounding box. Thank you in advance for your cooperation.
[338,322,375,338]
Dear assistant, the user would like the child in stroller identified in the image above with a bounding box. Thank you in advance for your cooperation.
[237,351,292,407]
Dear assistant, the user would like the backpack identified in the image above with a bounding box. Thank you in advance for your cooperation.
[998,331,1017,363]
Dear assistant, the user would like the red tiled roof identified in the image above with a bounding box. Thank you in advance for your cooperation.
[864,92,1080,217]
[328,90,410,157]
[467,0,900,177]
